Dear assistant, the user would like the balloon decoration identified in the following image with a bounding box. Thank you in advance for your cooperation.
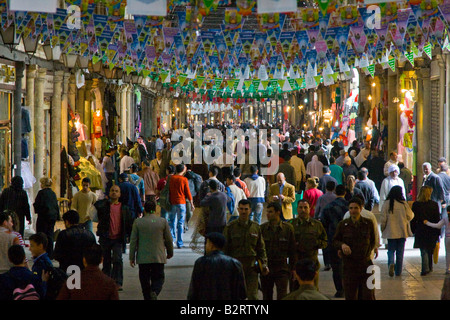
[2,0,450,100]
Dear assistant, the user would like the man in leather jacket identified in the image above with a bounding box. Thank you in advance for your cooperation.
[187,232,246,300]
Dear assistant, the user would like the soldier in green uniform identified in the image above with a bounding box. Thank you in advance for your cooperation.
[333,196,376,300]
[260,202,296,300]
[223,199,269,300]
[290,199,328,291]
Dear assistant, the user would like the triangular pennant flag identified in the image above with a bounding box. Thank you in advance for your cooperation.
[405,52,414,67]
[252,79,261,91]
[227,79,236,90]
[215,78,223,89]
[388,58,396,72]
[424,43,432,59]
[295,78,304,88]
[160,71,169,83]
[314,75,322,85]
[367,64,375,78]
[196,76,206,88]
[261,80,269,90]
[178,73,188,86]
[277,79,285,89]
[141,69,151,78]
[244,80,252,89]
[331,73,339,81]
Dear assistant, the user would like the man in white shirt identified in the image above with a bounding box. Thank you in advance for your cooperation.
[383,152,398,176]
[244,165,266,224]
[156,135,164,152]
[358,167,380,204]
[379,164,406,211]
[119,149,135,174]
[226,175,247,220]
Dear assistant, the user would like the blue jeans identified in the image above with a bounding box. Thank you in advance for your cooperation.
[160,208,168,220]
[169,204,186,247]
[249,201,264,224]
[387,238,406,276]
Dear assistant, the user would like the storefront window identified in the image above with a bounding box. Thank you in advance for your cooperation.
[0,128,10,190]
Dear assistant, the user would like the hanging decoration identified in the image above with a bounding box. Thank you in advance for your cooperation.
[1,0,448,100]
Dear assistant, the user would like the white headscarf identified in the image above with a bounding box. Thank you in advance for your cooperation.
[307,155,324,178]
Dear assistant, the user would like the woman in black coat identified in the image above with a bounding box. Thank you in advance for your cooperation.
[33,177,60,259]
[0,176,31,237]
[411,186,441,275]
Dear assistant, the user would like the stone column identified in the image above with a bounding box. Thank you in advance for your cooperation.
[152,95,159,135]
[446,53,450,160]
[84,80,93,140]
[438,56,446,160]
[13,62,24,177]
[127,85,134,139]
[387,70,398,157]
[416,67,431,187]
[51,70,64,198]
[61,72,70,151]
[26,65,37,186]
[68,73,77,124]
[34,68,47,194]
[77,82,85,122]
[120,84,128,141]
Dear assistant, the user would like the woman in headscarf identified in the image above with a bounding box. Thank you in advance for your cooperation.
[306,155,324,179]
[379,185,414,277]
[33,177,60,259]
[0,176,31,237]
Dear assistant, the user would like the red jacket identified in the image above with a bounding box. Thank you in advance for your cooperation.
[169,175,192,205]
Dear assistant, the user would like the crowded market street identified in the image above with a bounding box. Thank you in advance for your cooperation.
[2,0,450,306]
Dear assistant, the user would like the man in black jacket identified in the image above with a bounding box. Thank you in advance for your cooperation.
[94,185,133,290]
[354,170,374,211]
[53,210,97,273]
[187,232,246,300]
[320,184,348,298]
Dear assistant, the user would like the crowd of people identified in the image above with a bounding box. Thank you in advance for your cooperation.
[1,121,450,300]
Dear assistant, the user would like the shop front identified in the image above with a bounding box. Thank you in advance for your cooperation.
[0,59,15,190]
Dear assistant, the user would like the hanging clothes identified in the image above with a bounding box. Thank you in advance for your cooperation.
[92,110,104,138]
[74,114,87,141]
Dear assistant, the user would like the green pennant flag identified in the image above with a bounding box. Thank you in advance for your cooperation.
[313,75,322,85]
[215,78,223,89]
[109,62,115,70]
[331,73,339,81]
[367,64,375,78]
[160,71,169,83]
[270,79,278,89]
[141,69,151,78]
[317,0,330,16]
[244,80,252,89]
[424,43,432,59]
[277,79,285,89]
[261,80,269,90]
[227,79,236,90]
[126,65,134,76]
[388,57,396,72]
[252,79,261,91]
[196,76,205,88]
[295,78,304,88]
[405,52,414,67]
[288,79,297,90]
[178,73,188,86]
[92,55,101,66]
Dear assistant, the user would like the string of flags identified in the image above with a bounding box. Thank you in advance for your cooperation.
[1,0,448,99]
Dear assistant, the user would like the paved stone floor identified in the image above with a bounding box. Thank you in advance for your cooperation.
[24,206,449,301]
